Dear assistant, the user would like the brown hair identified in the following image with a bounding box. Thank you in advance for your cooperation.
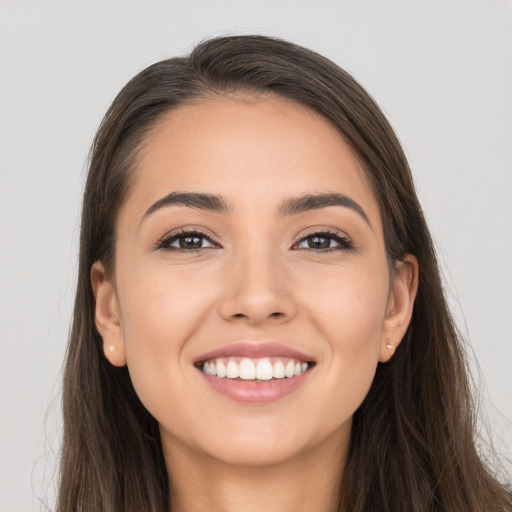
[58,35,511,511]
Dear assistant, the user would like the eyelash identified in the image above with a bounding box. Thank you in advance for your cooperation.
[295,230,354,252]
[154,229,213,252]
[154,228,354,253]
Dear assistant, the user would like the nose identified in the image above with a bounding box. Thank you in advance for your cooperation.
[218,246,297,326]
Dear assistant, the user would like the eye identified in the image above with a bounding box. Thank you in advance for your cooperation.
[294,230,353,252]
[155,229,218,252]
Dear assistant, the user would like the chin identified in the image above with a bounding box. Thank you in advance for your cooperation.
[160,413,318,468]
[187,413,349,469]
[205,435,308,468]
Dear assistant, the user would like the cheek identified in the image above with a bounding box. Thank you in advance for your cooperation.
[116,263,217,413]
[119,261,216,343]
[304,263,389,347]
[302,264,389,414]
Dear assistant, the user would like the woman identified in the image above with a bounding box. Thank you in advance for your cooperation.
[58,35,511,511]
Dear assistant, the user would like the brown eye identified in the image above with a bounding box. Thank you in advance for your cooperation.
[295,231,353,252]
[176,234,207,249]
[303,235,332,249]
[155,230,218,252]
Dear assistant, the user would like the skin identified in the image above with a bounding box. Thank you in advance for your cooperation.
[92,95,418,512]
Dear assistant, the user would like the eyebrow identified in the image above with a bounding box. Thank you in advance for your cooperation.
[143,192,232,219]
[140,191,372,228]
[279,192,371,226]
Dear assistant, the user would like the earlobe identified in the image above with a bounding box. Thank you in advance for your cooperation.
[379,255,419,362]
[91,261,127,367]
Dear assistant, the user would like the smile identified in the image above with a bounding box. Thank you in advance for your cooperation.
[199,357,312,380]
[194,342,317,403]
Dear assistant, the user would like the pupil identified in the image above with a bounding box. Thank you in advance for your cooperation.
[181,236,202,249]
[310,236,329,249]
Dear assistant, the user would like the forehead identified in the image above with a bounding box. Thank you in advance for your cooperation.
[120,95,381,228]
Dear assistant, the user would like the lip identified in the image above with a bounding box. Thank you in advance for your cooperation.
[193,341,316,365]
[197,370,314,404]
[194,341,316,404]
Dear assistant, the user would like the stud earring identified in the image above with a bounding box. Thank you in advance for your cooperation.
[385,339,395,351]
[109,345,116,352]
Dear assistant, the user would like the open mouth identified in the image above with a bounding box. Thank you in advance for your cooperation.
[195,356,316,381]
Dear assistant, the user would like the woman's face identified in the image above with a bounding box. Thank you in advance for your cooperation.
[93,95,416,468]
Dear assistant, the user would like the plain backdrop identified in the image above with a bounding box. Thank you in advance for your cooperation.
[0,1,511,510]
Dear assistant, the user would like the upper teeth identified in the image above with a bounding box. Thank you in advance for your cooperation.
[201,357,309,380]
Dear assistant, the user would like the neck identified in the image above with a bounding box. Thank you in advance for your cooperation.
[162,429,349,512]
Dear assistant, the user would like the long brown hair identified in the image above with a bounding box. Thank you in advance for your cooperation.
[58,35,511,511]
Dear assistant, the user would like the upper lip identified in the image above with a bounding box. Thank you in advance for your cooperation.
[193,341,316,364]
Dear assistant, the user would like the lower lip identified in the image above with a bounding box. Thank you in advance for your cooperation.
[197,368,314,404]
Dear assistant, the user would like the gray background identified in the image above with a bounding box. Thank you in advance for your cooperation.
[0,1,510,510]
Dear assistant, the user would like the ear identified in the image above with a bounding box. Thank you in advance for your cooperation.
[379,254,419,362]
[91,261,126,367]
